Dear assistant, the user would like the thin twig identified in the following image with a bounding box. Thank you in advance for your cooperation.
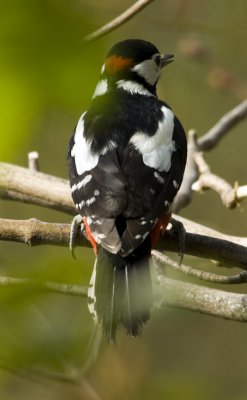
[84,0,155,42]
[237,185,247,200]
[0,276,88,297]
[197,99,247,151]
[174,100,247,211]
[28,151,39,171]
[193,151,247,207]
[152,250,247,284]
[192,151,239,208]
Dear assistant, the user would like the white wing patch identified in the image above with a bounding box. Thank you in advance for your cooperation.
[71,113,117,176]
[71,113,99,175]
[130,106,176,172]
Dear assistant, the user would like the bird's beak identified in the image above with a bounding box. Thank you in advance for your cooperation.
[160,53,175,68]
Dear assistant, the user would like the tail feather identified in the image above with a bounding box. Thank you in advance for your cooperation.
[124,265,133,334]
[87,247,152,342]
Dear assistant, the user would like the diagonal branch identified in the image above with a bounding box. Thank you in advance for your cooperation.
[83,0,155,42]
[174,100,247,212]
[197,99,247,151]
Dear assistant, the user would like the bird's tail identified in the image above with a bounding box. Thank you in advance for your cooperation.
[88,247,152,342]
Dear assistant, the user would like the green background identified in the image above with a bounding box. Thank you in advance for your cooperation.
[0,0,247,399]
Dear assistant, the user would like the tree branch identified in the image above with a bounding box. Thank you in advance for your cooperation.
[174,129,198,212]
[84,0,155,42]
[0,275,88,297]
[1,217,247,270]
[174,100,247,212]
[0,162,74,214]
[0,218,85,247]
[1,272,247,323]
[155,275,247,322]
[1,159,247,269]
[152,250,247,284]
[197,99,247,151]
[192,151,246,208]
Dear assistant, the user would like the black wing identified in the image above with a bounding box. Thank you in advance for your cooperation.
[68,103,187,256]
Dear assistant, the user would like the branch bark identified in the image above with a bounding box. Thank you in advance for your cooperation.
[1,272,247,323]
[192,151,245,208]
[0,162,74,214]
[152,250,247,284]
[155,275,247,322]
[1,217,247,270]
[0,276,88,297]
[1,160,247,268]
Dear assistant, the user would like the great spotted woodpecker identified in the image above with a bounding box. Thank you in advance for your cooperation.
[68,39,187,341]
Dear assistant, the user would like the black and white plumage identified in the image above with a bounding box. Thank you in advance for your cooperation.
[68,39,187,341]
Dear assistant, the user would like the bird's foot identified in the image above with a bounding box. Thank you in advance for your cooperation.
[69,214,84,259]
[169,218,186,265]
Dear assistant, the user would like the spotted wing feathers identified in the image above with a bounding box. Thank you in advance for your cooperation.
[68,102,187,256]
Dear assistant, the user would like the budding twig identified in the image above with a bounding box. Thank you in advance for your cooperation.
[193,151,246,208]
[28,151,40,172]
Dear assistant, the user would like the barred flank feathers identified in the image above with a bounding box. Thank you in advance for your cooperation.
[88,247,152,342]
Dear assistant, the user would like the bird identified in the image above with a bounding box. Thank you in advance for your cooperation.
[68,39,187,342]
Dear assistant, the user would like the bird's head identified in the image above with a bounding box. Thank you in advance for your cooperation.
[92,39,174,99]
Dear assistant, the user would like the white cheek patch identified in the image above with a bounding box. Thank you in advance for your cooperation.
[132,59,160,86]
[71,113,99,175]
[130,106,176,172]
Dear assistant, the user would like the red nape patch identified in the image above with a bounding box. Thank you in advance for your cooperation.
[151,213,172,249]
[83,217,98,255]
[105,55,135,74]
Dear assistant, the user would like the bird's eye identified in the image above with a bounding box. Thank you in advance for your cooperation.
[153,54,161,66]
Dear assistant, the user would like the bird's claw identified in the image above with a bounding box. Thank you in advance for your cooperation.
[69,214,84,259]
[169,218,186,265]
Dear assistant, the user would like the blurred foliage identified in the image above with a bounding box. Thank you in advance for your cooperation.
[0,0,247,399]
